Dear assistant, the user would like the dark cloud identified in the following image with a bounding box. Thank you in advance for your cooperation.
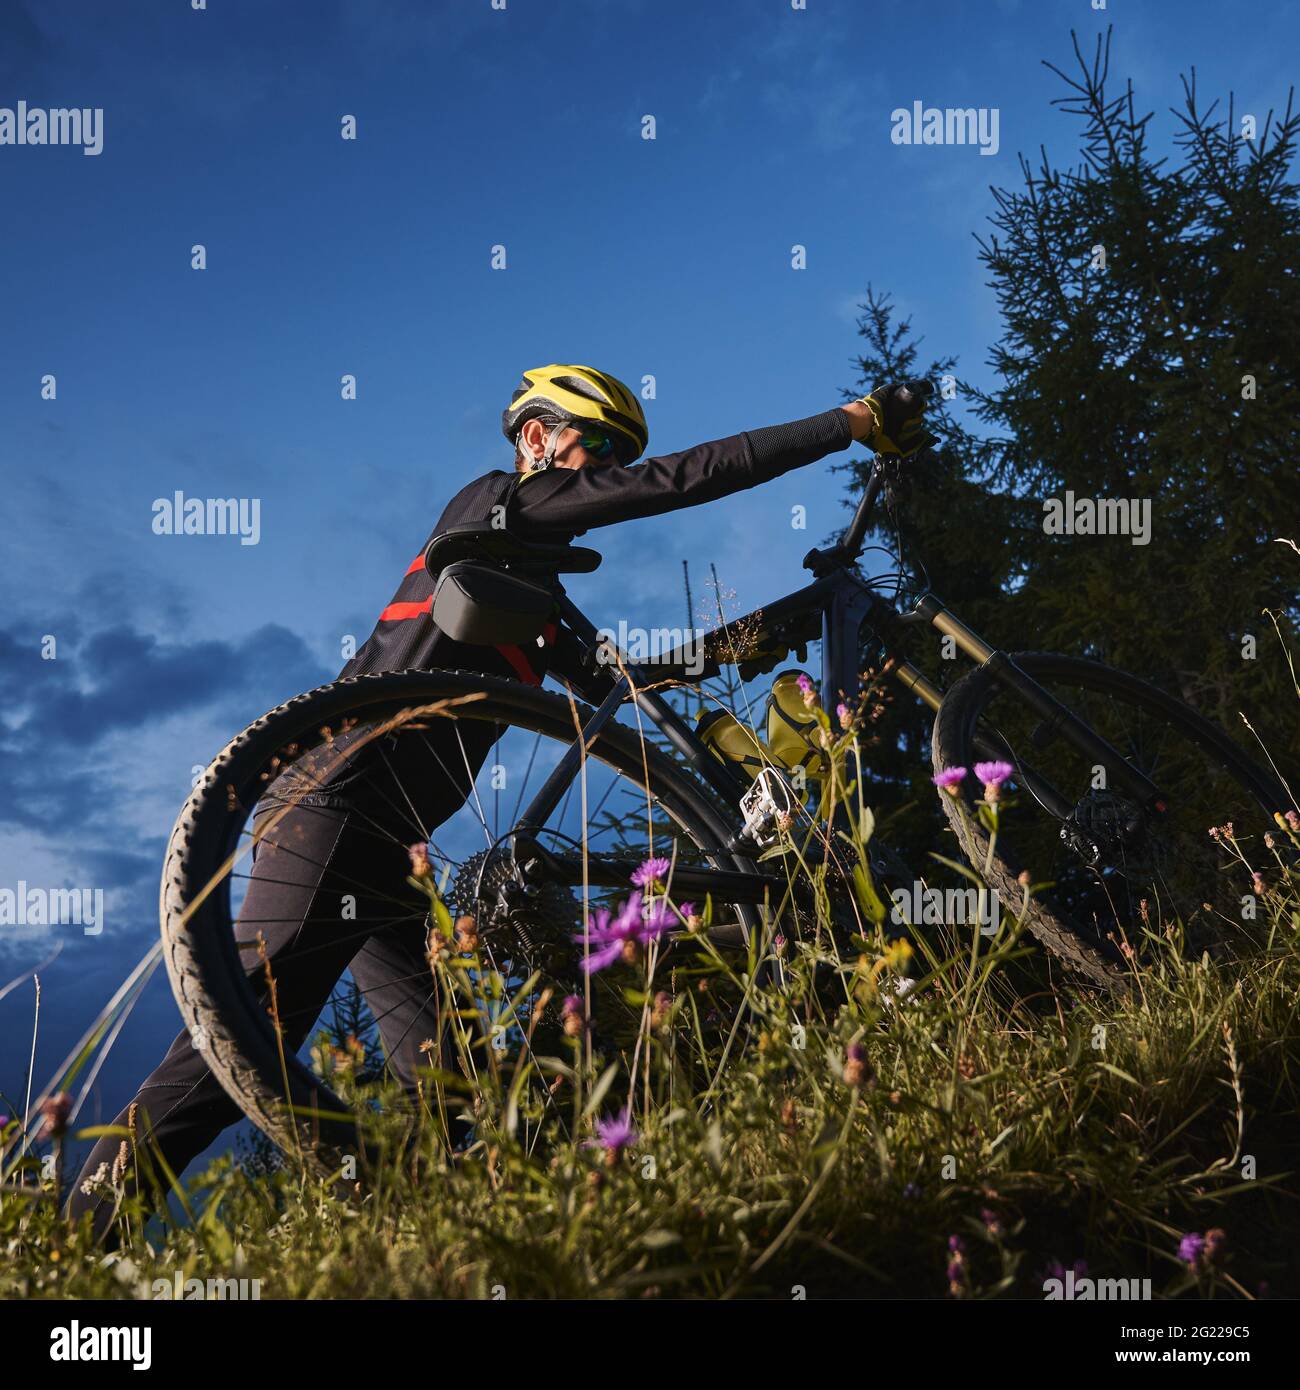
[0,618,332,835]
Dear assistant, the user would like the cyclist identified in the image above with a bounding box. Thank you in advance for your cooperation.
[66,365,934,1242]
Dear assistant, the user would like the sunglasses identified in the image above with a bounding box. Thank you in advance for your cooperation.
[575,425,617,460]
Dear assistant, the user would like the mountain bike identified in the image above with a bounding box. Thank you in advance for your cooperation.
[160,448,1293,1172]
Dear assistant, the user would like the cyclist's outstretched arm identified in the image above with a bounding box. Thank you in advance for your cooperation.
[507,408,851,537]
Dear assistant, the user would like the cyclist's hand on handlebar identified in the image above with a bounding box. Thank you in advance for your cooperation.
[855,380,938,458]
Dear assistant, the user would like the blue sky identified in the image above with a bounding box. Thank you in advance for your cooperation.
[2,0,1296,1170]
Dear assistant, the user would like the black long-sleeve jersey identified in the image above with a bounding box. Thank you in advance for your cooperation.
[340,406,853,687]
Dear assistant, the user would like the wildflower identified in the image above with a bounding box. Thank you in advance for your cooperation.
[586,1107,636,1166]
[842,1042,871,1088]
[932,766,967,796]
[1264,832,1276,849]
[454,914,479,952]
[37,1093,71,1142]
[946,1236,968,1298]
[1016,869,1031,887]
[1287,810,1300,832]
[682,903,704,932]
[902,1182,920,1199]
[1204,1227,1228,1263]
[426,932,448,967]
[650,991,673,1029]
[573,896,668,975]
[631,857,671,888]
[1178,1232,1206,1268]
[1251,871,1266,895]
[974,760,1014,801]
[775,811,794,834]
[561,993,586,1039]
[773,933,787,957]
[408,842,432,879]
[1209,822,1235,841]
[796,672,817,708]
[980,1208,1003,1238]
[79,1162,109,1197]
[836,702,852,730]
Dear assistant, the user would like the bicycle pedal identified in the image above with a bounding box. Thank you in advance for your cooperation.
[739,766,800,847]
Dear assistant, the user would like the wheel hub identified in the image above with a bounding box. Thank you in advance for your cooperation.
[1060,790,1148,868]
[447,847,580,966]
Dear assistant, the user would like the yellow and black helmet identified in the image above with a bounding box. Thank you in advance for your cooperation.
[502,364,648,466]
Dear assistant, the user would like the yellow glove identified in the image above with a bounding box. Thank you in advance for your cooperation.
[858,380,937,457]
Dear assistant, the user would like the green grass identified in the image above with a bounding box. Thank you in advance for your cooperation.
[4,826,1298,1301]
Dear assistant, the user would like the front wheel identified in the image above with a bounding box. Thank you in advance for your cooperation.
[932,652,1291,992]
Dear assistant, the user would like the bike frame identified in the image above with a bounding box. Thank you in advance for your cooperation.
[506,458,1171,905]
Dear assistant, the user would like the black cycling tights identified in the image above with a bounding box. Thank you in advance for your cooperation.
[66,719,498,1244]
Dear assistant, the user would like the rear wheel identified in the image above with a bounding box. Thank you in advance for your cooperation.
[160,669,761,1176]
[932,652,1291,992]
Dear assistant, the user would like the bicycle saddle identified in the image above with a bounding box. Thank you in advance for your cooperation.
[423,524,602,578]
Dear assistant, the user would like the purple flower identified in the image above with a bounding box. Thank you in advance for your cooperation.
[562,994,582,1015]
[902,1182,920,1199]
[677,902,696,920]
[1178,1232,1206,1267]
[974,760,1014,788]
[796,673,814,696]
[932,766,967,791]
[573,896,669,975]
[587,1107,636,1155]
[631,857,671,888]
[948,1234,966,1254]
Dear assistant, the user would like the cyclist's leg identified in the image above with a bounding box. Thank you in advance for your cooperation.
[66,800,365,1241]
[67,715,501,1239]
[344,716,503,1120]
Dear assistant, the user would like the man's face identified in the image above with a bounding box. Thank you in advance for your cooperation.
[517,418,611,471]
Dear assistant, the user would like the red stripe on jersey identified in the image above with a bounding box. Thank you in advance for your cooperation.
[379,596,433,622]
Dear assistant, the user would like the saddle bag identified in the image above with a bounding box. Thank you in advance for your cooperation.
[431,562,555,646]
